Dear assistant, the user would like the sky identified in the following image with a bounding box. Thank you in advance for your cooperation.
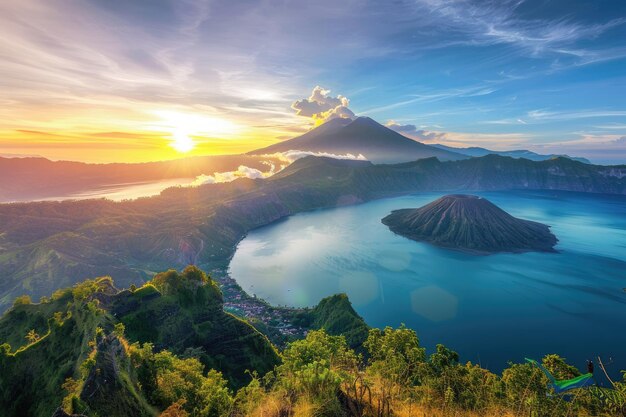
[1,0,625,164]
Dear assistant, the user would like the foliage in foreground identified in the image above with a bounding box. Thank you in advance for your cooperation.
[234,328,624,417]
[1,269,625,417]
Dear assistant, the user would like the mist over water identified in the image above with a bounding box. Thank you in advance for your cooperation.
[1,178,197,203]
[230,191,626,374]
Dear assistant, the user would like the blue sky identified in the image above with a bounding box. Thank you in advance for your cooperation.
[1,0,625,163]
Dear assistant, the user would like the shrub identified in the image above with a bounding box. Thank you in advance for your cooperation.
[12,295,32,307]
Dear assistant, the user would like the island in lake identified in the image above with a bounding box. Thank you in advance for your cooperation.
[382,194,558,254]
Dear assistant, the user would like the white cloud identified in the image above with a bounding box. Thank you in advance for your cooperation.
[414,0,626,58]
[190,151,367,186]
[291,86,355,123]
[385,121,448,142]
[191,164,274,185]
[262,150,368,163]
[364,85,497,114]
[528,109,626,121]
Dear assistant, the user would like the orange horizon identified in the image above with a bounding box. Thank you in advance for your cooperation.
[0,126,305,164]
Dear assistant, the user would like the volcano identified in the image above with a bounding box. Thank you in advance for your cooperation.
[249,117,467,163]
[382,194,558,254]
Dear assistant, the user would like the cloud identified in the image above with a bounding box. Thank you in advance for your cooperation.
[540,134,626,148]
[191,151,367,186]
[387,120,533,148]
[385,121,447,142]
[291,86,355,123]
[532,134,626,164]
[413,0,626,59]
[191,164,274,185]
[261,150,367,164]
[528,109,626,122]
[2,0,625,164]
[364,85,497,114]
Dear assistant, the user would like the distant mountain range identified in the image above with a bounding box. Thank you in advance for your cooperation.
[250,116,468,163]
[432,144,591,164]
[0,154,280,202]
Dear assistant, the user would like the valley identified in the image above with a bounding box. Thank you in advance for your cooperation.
[1,155,625,312]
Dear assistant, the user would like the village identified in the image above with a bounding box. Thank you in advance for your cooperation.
[210,268,308,343]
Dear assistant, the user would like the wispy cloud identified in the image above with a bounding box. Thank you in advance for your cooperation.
[482,118,528,125]
[532,134,626,164]
[594,124,626,130]
[528,109,626,121]
[413,0,626,60]
[385,121,447,142]
[436,132,531,149]
[363,85,497,114]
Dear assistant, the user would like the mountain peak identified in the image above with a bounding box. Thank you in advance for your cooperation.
[322,117,353,127]
[346,116,387,129]
[351,116,377,124]
[249,116,466,163]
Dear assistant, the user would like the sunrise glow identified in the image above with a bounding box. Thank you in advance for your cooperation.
[0,1,624,164]
[149,110,240,154]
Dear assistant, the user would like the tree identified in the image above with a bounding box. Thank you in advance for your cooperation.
[274,329,356,416]
[25,329,40,344]
[0,343,10,356]
[113,322,125,337]
[364,325,425,385]
[430,344,459,374]
[542,354,580,380]
[233,373,264,416]
[278,329,356,397]
[197,370,233,417]
[159,400,189,417]
[150,350,233,417]
[501,361,562,415]
[364,325,427,416]
[12,295,32,307]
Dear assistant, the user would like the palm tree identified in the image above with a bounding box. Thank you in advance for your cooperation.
[25,329,39,344]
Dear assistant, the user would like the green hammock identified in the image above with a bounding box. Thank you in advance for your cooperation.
[525,358,595,394]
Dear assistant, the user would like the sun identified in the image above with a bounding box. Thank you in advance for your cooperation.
[150,110,239,154]
[172,128,195,153]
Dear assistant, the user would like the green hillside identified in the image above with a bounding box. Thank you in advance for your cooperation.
[0,267,279,416]
[293,293,369,349]
[2,272,625,417]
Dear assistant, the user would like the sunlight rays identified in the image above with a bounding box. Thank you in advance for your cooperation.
[150,110,240,153]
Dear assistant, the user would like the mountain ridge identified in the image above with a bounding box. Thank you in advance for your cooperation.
[0,155,625,311]
[432,143,591,164]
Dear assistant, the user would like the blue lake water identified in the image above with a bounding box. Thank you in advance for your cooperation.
[229,191,626,374]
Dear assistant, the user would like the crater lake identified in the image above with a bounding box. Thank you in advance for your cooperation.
[229,190,626,374]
